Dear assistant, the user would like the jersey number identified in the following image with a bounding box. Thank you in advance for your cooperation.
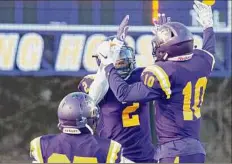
[122,103,140,127]
[82,81,89,93]
[47,153,98,163]
[182,77,208,121]
[144,74,155,87]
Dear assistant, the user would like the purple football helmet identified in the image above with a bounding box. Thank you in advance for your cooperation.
[57,92,99,133]
[93,36,136,79]
[152,22,194,61]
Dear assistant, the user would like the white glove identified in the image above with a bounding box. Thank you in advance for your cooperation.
[193,0,213,30]
[95,41,113,66]
[116,15,129,41]
[96,14,129,66]
[151,13,171,35]
[88,64,109,105]
[96,39,124,66]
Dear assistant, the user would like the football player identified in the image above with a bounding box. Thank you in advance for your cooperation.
[78,16,155,163]
[29,92,122,163]
[97,1,215,163]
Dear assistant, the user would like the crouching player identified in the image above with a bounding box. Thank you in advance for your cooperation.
[78,15,155,163]
[97,1,215,163]
[29,92,122,163]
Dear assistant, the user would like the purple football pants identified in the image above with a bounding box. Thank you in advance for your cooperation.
[159,153,205,163]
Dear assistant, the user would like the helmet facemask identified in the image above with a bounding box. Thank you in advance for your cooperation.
[114,46,136,79]
[93,36,136,79]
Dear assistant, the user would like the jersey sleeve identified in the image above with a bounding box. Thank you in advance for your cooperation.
[30,136,44,163]
[106,140,122,163]
[105,64,162,103]
[88,67,109,105]
[199,27,216,71]
[140,64,172,99]
[194,48,215,72]
[77,74,95,94]
[202,27,215,55]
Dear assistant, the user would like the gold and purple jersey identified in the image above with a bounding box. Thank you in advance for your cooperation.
[30,132,121,163]
[78,68,155,162]
[141,47,214,144]
[104,27,215,159]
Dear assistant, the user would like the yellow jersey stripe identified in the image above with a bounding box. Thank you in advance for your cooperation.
[30,137,44,163]
[144,65,171,99]
[106,140,121,163]
[174,156,180,163]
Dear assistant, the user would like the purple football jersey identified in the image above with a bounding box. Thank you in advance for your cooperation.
[30,131,121,163]
[78,68,155,162]
[104,27,215,159]
[151,48,214,144]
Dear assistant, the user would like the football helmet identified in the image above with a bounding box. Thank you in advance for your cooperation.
[152,22,194,61]
[57,92,99,134]
[93,36,136,79]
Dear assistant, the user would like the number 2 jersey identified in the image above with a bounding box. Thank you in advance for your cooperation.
[104,27,216,159]
[78,68,155,162]
[30,131,121,163]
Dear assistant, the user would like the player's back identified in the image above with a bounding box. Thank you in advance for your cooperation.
[153,49,215,144]
[30,132,121,163]
[78,68,155,162]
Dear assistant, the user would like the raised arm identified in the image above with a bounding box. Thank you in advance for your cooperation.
[193,0,215,54]
[88,65,109,104]
[202,27,215,55]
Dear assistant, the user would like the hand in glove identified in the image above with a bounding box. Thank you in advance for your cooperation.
[95,41,112,66]
[193,0,213,30]
[96,15,130,66]
[152,13,171,35]
[151,13,171,59]
[110,14,130,64]
[116,15,130,41]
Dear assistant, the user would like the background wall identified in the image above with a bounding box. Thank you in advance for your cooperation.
[0,0,231,162]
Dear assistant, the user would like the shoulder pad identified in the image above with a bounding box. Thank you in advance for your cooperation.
[106,140,122,163]
[194,48,215,71]
[30,136,44,163]
[141,65,172,99]
[78,74,96,94]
